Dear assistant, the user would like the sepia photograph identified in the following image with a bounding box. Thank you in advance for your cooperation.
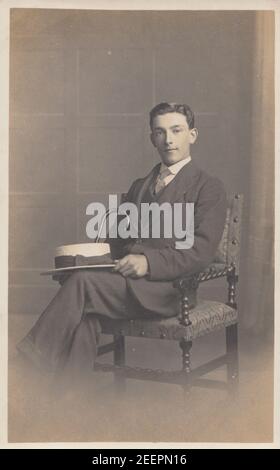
[1,0,277,447]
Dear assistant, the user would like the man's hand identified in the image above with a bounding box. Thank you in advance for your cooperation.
[113,254,149,279]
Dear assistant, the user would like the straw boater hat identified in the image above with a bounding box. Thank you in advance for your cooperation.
[41,242,116,276]
[41,209,127,276]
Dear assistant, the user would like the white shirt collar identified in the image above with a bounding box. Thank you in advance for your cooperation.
[160,155,192,175]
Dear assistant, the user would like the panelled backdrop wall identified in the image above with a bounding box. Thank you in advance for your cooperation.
[9,10,258,327]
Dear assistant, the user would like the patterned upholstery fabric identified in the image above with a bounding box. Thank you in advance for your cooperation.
[100,300,237,342]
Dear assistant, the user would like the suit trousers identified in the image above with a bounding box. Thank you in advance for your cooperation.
[17,270,143,377]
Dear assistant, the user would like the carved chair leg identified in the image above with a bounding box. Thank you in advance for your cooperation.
[179,339,193,397]
[226,323,239,398]
[113,333,126,393]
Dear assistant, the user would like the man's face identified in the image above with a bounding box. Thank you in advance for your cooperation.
[150,112,198,166]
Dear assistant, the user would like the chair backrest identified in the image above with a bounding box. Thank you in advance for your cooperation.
[213,193,243,274]
[121,192,244,274]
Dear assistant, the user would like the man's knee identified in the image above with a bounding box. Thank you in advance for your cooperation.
[66,270,90,284]
[67,269,123,286]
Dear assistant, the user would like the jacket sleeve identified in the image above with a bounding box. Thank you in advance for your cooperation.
[129,177,227,281]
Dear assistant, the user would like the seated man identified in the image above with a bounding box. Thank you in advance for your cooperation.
[17,102,227,380]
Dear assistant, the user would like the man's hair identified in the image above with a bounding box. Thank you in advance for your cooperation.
[149,102,195,130]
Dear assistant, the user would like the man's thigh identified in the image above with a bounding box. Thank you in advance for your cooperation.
[78,270,140,320]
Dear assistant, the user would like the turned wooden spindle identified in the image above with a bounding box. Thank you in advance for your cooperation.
[181,289,192,326]
[180,339,192,373]
[226,264,238,309]
[177,277,199,326]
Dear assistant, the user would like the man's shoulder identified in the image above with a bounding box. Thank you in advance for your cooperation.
[136,163,160,183]
[127,164,160,193]
[198,167,226,192]
[197,166,225,189]
[177,161,226,195]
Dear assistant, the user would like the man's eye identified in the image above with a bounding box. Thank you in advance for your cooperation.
[173,128,182,134]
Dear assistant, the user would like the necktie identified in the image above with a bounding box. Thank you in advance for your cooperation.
[154,167,172,194]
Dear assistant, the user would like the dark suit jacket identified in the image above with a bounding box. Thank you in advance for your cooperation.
[110,160,227,317]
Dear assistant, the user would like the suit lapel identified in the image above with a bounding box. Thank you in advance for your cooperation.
[127,161,201,238]
[133,164,160,206]
[130,160,201,205]
[156,160,200,203]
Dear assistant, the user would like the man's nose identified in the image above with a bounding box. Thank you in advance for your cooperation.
[164,131,173,145]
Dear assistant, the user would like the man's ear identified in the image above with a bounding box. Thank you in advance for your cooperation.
[150,133,157,147]
[190,128,198,144]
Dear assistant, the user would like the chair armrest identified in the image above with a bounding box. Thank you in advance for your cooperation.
[174,263,234,287]
[173,263,238,326]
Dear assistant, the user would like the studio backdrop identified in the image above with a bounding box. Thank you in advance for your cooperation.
[9,9,274,338]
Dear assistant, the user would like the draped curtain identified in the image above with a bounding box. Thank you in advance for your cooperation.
[242,12,274,337]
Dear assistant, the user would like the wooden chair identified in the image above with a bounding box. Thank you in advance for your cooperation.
[92,193,244,396]
[93,193,243,396]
